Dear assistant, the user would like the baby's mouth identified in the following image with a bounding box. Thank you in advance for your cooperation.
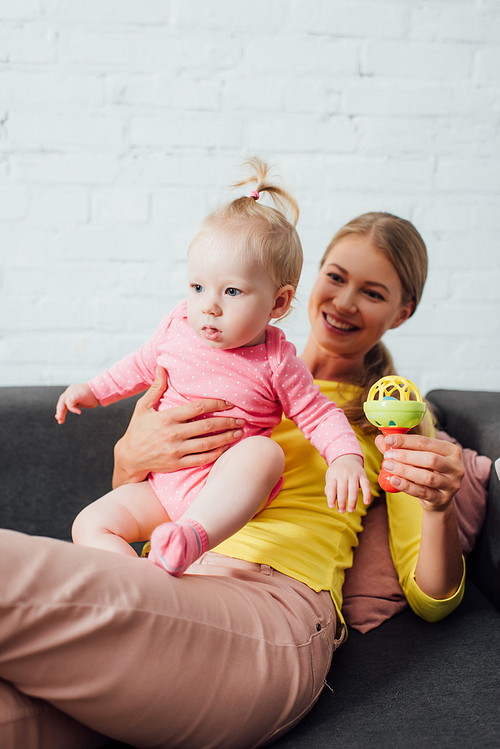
[202,326,222,341]
[323,313,359,332]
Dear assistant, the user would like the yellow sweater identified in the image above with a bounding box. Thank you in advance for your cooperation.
[216,380,465,629]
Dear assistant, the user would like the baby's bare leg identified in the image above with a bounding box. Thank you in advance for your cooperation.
[149,437,285,575]
[185,436,284,546]
[72,482,170,557]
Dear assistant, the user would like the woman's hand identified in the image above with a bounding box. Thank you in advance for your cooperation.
[375,432,465,599]
[375,432,464,512]
[113,367,246,488]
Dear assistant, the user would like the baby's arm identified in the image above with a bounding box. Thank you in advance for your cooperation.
[271,338,369,512]
[87,309,181,411]
[56,314,170,424]
[325,455,371,514]
[55,383,99,424]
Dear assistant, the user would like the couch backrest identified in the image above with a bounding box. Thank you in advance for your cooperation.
[426,390,500,612]
[0,386,137,541]
[1,386,499,611]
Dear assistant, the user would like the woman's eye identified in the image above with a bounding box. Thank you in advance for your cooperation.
[365,289,384,301]
[327,273,343,283]
[225,287,241,297]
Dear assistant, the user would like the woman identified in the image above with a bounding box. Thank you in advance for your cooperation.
[0,213,464,749]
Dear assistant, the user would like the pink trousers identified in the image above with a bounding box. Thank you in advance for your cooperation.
[0,529,342,749]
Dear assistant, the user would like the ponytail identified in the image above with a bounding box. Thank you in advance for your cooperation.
[232,157,300,227]
[190,158,303,305]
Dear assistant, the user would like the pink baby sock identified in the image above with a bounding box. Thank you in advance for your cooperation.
[149,519,209,577]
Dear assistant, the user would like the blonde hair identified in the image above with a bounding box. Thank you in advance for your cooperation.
[188,158,303,311]
[321,212,428,434]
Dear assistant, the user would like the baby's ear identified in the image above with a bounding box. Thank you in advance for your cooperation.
[270,285,294,319]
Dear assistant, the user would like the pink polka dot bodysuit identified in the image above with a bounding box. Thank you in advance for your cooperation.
[89,301,363,521]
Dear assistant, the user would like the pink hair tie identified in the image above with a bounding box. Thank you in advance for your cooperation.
[250,190,259,200]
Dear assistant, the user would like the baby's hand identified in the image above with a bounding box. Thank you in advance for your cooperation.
[55,383,99,424]
[325,455,371,514]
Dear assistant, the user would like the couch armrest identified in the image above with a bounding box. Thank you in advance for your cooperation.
[426,389,500,612]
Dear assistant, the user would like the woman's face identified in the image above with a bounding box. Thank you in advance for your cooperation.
[308,234,415,363]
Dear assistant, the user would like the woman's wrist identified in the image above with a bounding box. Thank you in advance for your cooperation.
[112,438,149,489]
[419,488,457,515]
[416,499,463,599]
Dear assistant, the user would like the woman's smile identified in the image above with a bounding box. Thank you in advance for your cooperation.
[302,234,414,380]
[322,311,360,334]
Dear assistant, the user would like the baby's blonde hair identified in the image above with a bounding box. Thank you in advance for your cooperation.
[189,158,303,305]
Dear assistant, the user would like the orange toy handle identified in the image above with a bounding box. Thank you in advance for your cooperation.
[380,427,409,437]
[378,426,409,492]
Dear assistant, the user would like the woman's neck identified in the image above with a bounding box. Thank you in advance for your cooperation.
[301,337,365,384]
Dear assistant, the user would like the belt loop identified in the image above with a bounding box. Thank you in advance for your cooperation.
[260,564,272,576]
[334,624,346,646]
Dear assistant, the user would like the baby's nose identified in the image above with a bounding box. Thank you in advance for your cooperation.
[203,297,222,316]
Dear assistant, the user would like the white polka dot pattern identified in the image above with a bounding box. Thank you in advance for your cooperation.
[89,300,363,520]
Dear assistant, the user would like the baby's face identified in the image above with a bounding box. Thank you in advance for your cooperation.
[187,239,279,350]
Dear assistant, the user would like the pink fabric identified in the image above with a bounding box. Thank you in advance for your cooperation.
[0,680,106,749]
[341,497,408,634]
[342,431,491,633]
[149,519,209,576]
[435,430,491,557]
[89,300,362,520]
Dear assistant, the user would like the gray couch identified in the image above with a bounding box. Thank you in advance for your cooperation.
[1,387,499,748]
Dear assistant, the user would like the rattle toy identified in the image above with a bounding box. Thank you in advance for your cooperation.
[363,375,426,492]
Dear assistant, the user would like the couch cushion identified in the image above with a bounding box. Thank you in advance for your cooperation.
[272,581,500,748]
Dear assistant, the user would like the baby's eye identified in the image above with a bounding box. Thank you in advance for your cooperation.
[191,284,204,294]
[225,287,242,297]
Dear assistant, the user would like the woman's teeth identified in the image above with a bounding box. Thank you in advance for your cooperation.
[325,314,357,331]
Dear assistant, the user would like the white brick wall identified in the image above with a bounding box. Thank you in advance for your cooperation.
[1,0,499,394]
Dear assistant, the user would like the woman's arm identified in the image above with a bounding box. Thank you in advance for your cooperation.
[376,433,464,600]
[113,367,246,489]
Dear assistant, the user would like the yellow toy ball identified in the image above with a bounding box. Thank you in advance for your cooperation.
[363,376,427,493]
[364,376,426,431]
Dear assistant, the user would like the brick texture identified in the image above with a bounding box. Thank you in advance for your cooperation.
[1,0,499,394]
